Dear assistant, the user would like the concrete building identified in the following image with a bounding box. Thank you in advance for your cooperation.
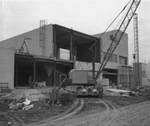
[74,30,129,87]
[0,24,101,90]
[0,23,130,90]
[136,62,150,87]
[94,30,129,86]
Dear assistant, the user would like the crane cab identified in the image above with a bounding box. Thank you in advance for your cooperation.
[68,69,103,97]
[69,69,96,85]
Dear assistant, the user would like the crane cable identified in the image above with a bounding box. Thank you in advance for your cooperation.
[90,0,132,50]
[75,0,132,69]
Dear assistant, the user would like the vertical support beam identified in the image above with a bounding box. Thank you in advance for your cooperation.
[53,61,56,88]
[53,25,57,58]
[92,43,96,79]
[15,65,18,87]
[70,30,73,61]
[99,38,103,63]
[92,60,95,79]
[73,46,77,68]
[33,60,36,87]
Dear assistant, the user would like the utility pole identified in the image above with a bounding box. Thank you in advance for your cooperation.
[133,13,140,87]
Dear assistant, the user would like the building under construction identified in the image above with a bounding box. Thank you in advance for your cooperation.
[0,23,130,90]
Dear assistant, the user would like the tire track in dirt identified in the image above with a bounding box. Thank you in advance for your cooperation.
[94,99,118,126]
[27,98,84,126]
[102,101,150,126]
[100,99,117,112]
[50,99,84,122]
[27,98,150,126]
[72,98,102,117]
[47,98,118,126]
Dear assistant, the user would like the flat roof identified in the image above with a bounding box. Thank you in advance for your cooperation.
[53,24,100,47]
[54,24,99,41]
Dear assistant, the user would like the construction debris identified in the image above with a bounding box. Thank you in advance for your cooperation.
[0,89,49,102]
[106,88,130,97]
[9,98,33,110]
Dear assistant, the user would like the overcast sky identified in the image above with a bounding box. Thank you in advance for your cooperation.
[0,0,150,64]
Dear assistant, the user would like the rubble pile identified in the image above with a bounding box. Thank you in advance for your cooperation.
[132,86,150,96]
[0,89,49,102]
[9,98,33,110]
[0,89,50,112]
[0,89,76,113]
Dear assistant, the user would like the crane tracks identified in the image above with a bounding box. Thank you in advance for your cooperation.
[1,98,118,126]
[27,98,84,126]
[101,99,117,112]
[48,98,118,126]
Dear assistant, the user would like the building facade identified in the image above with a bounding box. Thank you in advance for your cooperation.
[0,23,130,90]
[0,24,101,89]
[94,30,129,87]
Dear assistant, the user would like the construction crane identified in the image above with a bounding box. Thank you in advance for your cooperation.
[59,0,141,97]
[133,13,141,86]
[93,0,141,81]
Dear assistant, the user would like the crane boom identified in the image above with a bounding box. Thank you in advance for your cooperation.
[95,0,141,80]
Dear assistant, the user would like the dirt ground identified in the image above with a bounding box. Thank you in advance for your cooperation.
[0,98,74,126]
[1,95,150,126]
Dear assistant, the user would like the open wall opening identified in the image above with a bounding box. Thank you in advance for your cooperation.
[103,69,118,86]
[55,63,73,86]
[59,48,70,60]
[36,63,54,87]
[53,25,101,63]
[14,54,54,88]
[14,53,73,88]
[14,54,34,88]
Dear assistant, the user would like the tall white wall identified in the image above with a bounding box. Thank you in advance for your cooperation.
[0,24,53,89]
[0,24,53,57]
[94,30,128,69]
[0,47,14,89]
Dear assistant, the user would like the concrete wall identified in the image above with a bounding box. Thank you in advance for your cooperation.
[0,24,53,89]
[0,24,53,57]
[0,47,15,89]
[94,30,128,69]
[141,63,150,86]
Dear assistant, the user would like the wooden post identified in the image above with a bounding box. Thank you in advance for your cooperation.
[33,60,36,88]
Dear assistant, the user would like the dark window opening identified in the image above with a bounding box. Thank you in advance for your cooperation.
[119,56,127,65]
